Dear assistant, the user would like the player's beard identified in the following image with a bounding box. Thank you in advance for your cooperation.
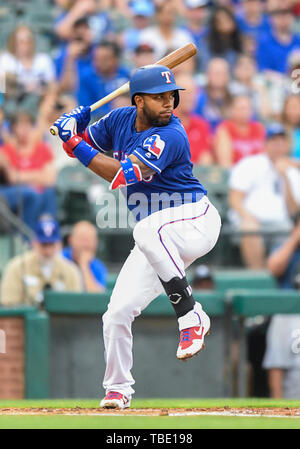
[142,103,172,127]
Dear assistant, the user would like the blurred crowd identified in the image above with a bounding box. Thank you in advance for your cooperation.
[0,0,300,398]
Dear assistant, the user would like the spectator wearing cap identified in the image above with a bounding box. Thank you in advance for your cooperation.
[191,265,215,290]
[77,40,130,118]
[235,0,270,39]
[256,5,300,74]
[138,0,193,60]
[228,123,300,269]
[62,221,107,292]
[215,95,265,168]
[0,216,82,307]
[122,1,154,53]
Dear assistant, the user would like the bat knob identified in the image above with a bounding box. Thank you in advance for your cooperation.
[49,125,58,136]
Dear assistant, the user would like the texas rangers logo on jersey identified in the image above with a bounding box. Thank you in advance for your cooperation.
[143,134,165,158]
[161,71,172,83]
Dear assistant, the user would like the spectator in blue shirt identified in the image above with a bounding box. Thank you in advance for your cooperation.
[235,0,270,39]
[55,17,95,95]
[62,220,107,292]
[77,40,130,118]
[256,7,300,74]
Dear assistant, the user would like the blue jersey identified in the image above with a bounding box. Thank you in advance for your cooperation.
[87,106,207,220]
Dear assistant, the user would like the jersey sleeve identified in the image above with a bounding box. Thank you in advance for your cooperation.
[85,111,115,153]
[133,129,185,174]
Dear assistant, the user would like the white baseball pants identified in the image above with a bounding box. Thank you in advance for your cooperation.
[102,196,221,398]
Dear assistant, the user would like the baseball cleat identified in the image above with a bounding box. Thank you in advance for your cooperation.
[100,391,131,409]
[177,303,210,360]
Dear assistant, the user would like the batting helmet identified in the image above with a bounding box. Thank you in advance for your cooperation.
[130,64,185,109]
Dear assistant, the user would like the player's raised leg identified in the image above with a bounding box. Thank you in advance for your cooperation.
[133,197,221,360]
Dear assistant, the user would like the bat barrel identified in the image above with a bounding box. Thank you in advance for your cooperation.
[157,43,197,69]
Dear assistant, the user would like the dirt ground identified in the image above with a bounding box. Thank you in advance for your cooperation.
[0,407,300,417]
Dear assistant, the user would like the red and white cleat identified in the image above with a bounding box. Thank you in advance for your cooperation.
[177,303,210,360]
[100,391,131,409]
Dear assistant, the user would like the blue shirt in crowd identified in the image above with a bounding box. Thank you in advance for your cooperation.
[256,31,300,73]
[236,13,270,38]
[78,66,130,117]
[54,45,95,81]
[62,247,108,288]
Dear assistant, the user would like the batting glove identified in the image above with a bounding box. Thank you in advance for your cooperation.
[63,105,91,134]
[53,115,78,143]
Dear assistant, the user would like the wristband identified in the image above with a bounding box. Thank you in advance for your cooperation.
[121,157,139,185]
[73,140,99,167]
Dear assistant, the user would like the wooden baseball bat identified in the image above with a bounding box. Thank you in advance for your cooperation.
[49,42,197,136]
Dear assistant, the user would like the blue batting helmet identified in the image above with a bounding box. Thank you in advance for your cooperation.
[130,64,185,109]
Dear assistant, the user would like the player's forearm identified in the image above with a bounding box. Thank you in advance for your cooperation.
[88,152,122,182]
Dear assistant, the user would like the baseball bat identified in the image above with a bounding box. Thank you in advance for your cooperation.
[49,42,197,136]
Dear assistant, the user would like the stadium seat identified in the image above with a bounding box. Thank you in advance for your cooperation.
[213,270,277,293]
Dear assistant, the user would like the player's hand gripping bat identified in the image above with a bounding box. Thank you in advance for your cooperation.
[49,43,197,136]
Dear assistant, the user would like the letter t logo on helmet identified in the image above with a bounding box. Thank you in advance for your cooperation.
[161,71,172,83]
[129,64,185,109]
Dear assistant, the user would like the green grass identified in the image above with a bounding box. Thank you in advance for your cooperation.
[0,398,300,429]
[1,398,300,409]
[1,415,300,429]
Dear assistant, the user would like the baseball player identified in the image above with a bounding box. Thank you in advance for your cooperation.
[53,65,221,409]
